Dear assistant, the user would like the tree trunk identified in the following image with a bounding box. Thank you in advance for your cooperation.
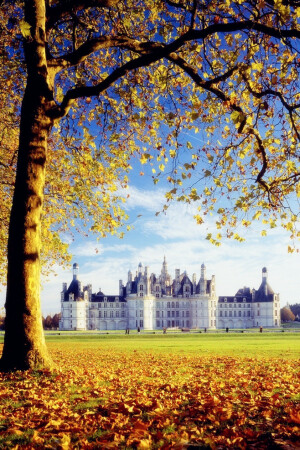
[0,89,54,371]
[0,0,55,371]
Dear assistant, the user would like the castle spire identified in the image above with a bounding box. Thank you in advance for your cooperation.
[73,263,79,280]
[200,263,207,294]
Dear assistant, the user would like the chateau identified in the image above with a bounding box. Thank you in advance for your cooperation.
[59,259,280,331]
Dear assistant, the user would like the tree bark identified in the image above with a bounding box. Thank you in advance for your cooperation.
[0,0,54,371]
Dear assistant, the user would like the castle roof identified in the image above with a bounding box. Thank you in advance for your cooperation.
[64,279,82,301]
[90,293,126,302]
[254,279,275,302]
[177,274,194,295]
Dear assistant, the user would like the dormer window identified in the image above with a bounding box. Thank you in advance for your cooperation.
[139,285,143,291]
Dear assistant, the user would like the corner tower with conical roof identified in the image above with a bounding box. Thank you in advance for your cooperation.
[59,263,88,330]
[252,267,280,327]
[217,267,280,330]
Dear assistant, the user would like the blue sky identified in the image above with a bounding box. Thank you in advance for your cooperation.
[0,123,299,316]
[37,182,300,315]
[0,180,299,316]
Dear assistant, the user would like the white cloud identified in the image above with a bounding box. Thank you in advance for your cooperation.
[122,185,165,212]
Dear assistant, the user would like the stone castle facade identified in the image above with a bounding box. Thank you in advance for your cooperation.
[59,259,280,331]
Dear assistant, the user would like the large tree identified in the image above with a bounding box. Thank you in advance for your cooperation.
[0,0,300,370]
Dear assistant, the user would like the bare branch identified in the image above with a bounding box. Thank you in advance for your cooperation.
[49,46,171,118]
[164,0,188,10]
[48,36,135,69]
[190,0,198,30]
[47,0,118,30]
[167,53,247,131]
[240,71,300,140]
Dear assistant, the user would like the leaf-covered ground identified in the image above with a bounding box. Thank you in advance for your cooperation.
[0,341,299,449]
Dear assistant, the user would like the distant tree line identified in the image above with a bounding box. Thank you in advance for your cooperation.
[280,304,299,322]
[43,313,61,330]
[0,313,61,330]
[0,315,4,331]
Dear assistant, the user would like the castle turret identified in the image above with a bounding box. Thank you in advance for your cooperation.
[200,263,207,295]
[73,263,79,280]
[138,262,143,275]
[145,266,151,295]
[262,267,268,295]
[60,263,87,331]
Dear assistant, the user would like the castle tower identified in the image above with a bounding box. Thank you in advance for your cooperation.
[162,256,168,273]
[60,262,87,331]
[145,266,151,295]
[262,267,268,295]
[138,262,143,275]
[73,262,79,280]
[200,263,207,295]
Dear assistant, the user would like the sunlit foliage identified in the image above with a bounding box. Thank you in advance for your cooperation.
[1,0,300,285]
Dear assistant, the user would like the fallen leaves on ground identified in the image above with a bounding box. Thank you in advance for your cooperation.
[0,344,299,449]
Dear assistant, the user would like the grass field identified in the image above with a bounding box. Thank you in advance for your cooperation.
[45,331,300,358]
[0,333,299,449]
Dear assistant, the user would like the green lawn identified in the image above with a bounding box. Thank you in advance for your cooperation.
[43,331,300,359]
